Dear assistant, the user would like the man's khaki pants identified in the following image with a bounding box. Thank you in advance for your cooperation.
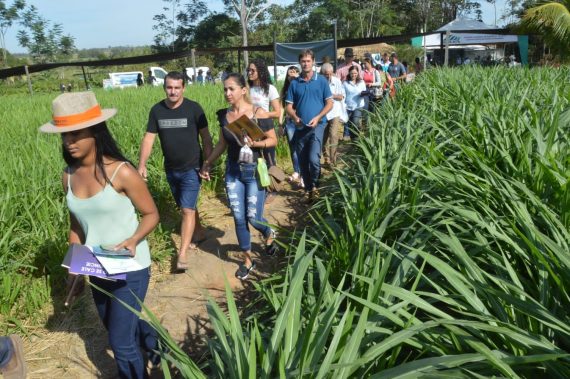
[322,117,343,165]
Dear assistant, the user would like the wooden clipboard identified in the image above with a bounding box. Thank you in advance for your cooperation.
[225,115,266,141]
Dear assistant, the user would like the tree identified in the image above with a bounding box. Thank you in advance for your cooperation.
[249,4,297,45]
[0,0,25,67]
[523,0,570,49]
[152,0,208,53]
[193,13,240,69]
[16,5,76,63]
[223,0,279,69]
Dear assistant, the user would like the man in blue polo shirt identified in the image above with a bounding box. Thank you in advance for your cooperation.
[285,49,333,202]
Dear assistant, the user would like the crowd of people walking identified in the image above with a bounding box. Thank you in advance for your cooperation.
[31,46,412,378]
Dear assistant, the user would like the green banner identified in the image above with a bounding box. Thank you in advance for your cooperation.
[518,35,529,66]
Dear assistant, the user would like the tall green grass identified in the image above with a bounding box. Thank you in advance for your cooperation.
[147,66,570,377]
[0,84,289,328]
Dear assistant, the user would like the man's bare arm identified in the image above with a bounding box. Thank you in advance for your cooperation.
[137,132,157,179]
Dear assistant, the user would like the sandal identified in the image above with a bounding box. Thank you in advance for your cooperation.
[235,260,256,280]
[265,230,279,257]
[288,172,300,183]
[176,254,189,271]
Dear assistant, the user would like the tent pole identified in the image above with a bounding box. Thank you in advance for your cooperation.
[440,32,444,65]
[273,32,277,83]
[238,48,242,75]
[191,49,197,84]
[333,20,338,71]
[444,30,450,67]
[24,65,33,96]
[422,28,427,68]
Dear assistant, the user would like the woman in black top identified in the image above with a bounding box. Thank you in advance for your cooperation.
[200,73,278,280]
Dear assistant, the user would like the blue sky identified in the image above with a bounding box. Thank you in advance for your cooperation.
[4,0,507,54]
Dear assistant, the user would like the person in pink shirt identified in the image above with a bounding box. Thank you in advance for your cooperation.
[336,48,363,82]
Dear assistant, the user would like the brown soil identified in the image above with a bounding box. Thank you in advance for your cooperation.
[22,183,309,378]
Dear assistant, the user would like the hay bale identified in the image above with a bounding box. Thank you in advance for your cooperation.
[337,43,395,59]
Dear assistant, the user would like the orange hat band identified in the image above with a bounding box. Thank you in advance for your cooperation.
[53,105,102,127]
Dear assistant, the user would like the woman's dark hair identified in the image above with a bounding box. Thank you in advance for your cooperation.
[247,58,272,96]
[347,65,362,83]
[224,73,251,103]
[280,66,299,106]
[62,122,132,183]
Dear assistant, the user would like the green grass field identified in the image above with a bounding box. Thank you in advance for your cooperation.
[150,66,570,377]
[0,83,291,329]
[2,66,570,377]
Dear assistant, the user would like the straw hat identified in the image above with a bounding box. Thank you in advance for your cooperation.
[39,92,117,133]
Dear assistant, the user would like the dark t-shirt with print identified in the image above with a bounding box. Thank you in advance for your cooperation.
[147,98,208,171]
[216,108,273,164]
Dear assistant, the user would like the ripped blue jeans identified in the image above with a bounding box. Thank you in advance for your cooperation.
[225,162,271,251]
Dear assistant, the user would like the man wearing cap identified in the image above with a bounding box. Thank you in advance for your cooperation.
[388,52,407,83]
[336,47,363,82]
[138,71,213,271]
[286,49,333,202]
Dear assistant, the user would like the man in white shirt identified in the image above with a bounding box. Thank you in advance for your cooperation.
[321,63,347,166]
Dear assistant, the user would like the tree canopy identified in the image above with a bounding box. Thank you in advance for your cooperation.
[523,0,570,49]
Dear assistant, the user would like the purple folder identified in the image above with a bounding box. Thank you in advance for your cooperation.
[61,244,126,281]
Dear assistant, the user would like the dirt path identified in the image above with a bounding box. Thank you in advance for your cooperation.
[23,185,304,378]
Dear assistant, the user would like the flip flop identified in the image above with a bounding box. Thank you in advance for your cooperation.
[265,230,278,256]
[176,255,189,271]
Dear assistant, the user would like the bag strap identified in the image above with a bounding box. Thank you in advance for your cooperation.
[252,106,261,124]
[265,151,275,166]
[222,125,245,147]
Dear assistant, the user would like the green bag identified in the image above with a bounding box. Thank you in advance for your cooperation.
[257,157,271,187]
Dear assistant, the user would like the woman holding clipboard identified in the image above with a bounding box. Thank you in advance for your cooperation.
[200,73,278,280]
[39,92,160,378]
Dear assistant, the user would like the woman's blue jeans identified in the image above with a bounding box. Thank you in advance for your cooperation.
[91,267,157,379]
[347,108,364,140]
[225,162,271,251]
[284,119,301,174]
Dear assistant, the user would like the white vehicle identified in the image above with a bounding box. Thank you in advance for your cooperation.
[104,67,169,89]
[104,71,143,89]
[149,66,168,85]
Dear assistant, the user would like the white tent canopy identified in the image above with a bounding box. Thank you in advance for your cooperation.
[417,18,518,48]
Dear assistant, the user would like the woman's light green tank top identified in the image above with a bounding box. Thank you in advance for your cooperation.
[66,162,151,268]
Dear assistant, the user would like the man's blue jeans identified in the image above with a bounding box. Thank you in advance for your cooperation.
[91,267,157,379]
[225,162,271,251]
[293,124,325,192]
[284,119,300,174]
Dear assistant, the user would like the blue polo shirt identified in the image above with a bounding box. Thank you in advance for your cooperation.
[285,71,332,126]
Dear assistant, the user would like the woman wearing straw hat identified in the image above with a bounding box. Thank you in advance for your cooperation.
[40,92,160,378]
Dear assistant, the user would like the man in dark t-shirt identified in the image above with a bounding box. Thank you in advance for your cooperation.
[138,71,213,271]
